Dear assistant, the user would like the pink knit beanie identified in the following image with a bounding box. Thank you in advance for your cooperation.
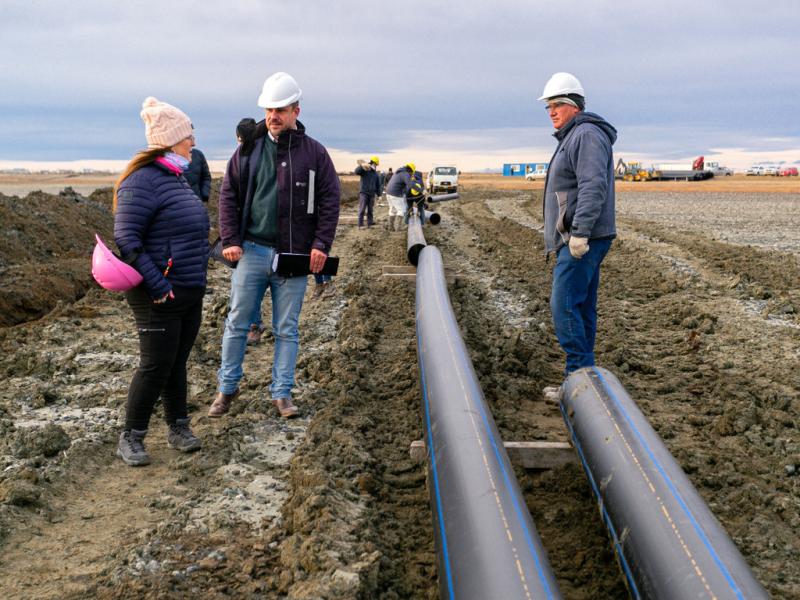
[140,97,193,149]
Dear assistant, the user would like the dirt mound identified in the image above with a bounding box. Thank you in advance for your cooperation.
[0,188,113,326]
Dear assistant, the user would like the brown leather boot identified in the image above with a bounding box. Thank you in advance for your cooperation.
[272,397,298,418]
[208,389,239,418]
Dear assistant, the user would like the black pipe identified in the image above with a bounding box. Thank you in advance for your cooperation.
[416,245,562,600]
[560,367,768,599]
[424,210,441,225]
[428,192,460,203]
[406,212,426,266]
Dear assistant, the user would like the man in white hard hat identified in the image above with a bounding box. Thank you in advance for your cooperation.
[210,72,341,419]
[539,72,617,376]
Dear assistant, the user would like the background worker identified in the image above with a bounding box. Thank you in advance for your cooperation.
[114,97,210,466]
[209,71,340,419]
[384,162,415,231]
[354,156,381,228]
[404,172,426,224]
[539,72,617,376]
[183,144,212,203]
[235,118,268,345]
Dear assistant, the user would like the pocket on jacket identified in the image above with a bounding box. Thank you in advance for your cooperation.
[554,190,573,243]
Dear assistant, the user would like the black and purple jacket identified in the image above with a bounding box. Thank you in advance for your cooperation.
[218,120,340,255]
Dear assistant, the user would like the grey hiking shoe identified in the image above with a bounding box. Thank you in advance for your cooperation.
[117,429,151,466]
[167,418,202,452]
[246,323,266,345]
[310,283,325,301]
[321,281,336,299]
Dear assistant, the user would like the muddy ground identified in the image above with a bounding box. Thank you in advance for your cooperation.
[0,181,798,599]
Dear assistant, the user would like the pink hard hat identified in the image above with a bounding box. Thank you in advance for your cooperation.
[91,233,143,291]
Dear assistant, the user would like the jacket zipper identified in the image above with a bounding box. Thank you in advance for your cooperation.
[288,134,293,252]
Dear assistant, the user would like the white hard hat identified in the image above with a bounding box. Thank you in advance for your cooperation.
[257,72,302,108]
[538,72,585,101]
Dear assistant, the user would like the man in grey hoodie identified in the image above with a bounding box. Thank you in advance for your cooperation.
[539,72,617,375]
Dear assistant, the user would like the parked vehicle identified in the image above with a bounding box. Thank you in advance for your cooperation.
[525,168,548,180]
[617,160,657,182]
[778,166,798,177]
[762,165,779,176]
[745,166,765,176]
[426,165,458,194]
[651,156,712,181]
[704,161,733,176]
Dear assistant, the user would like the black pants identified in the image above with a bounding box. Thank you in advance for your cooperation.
[124,286,205,431]
[358,192,375,226]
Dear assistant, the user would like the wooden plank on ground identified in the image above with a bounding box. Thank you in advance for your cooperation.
[409,440,576,470]
[381,265,458,284]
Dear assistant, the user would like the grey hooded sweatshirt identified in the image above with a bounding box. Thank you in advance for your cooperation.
[543,111,617,254]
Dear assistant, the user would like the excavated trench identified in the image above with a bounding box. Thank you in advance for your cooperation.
[0,183,797,599]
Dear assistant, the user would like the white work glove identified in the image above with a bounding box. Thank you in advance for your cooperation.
[568,236,590,259]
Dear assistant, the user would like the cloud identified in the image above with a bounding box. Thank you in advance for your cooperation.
[1,1,799,165]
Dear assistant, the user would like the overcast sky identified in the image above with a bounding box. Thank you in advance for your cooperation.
[1,0,799,171]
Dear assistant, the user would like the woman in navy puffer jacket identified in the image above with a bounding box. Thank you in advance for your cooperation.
[113,97,210,466]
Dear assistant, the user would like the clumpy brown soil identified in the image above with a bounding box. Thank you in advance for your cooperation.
[0,183,797,599]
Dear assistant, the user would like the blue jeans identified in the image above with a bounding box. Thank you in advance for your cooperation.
[218,241,307,399]
[550,238,612,375]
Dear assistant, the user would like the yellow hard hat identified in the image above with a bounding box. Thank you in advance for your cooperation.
[406,162,416,172]
[370,156,379,165]
[409,181,424,196]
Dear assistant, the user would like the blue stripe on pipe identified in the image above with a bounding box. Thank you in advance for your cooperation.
[417,320,456,600]
[559,402,641,599]
[472,384,557,599]
[591,367,746,600]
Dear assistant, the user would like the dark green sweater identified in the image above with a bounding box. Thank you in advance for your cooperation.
[246,138,279,246]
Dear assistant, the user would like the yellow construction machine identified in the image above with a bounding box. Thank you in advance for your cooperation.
[618,160,658,182]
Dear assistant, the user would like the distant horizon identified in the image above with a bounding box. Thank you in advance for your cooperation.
[1,144,798,176]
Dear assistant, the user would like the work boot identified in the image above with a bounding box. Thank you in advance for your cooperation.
[310,282,325,301]
[321,281,336,299]
[167,418,202,452]
[272,397,298,418]
[208,389,239,417]
[117,429,151,466]
[246,323,266,345]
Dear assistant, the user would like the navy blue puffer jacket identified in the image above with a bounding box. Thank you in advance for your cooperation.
[115,159,210,298]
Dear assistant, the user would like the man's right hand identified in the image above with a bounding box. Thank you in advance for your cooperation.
[223,245,243,262]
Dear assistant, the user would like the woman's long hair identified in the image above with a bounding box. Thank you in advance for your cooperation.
[112,148,167,212]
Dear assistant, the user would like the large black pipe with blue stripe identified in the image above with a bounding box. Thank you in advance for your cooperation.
[415,245,562,600]
[561,367,767,599]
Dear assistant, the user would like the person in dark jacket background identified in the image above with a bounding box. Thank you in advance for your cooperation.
[385,163,415,231]
[354,156,380,228]
[183,146,212,202]
[113,97,210,466]
[539,72,617,376]
[208,72,340,420]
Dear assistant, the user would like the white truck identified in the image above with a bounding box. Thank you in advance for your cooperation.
[704,161,733,176]
[426,165,459,194]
